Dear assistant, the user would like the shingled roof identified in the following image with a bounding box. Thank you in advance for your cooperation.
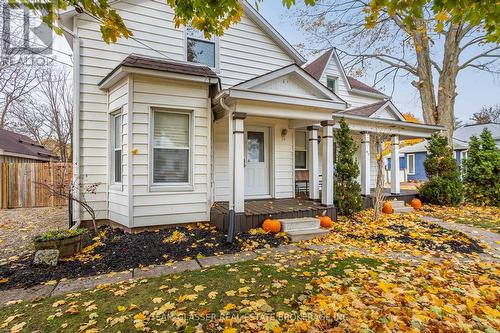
[0,128,58,161]
[303,48,334,81]
[341,101,387,117]
[99,54,218,87]
[304,49,384,96]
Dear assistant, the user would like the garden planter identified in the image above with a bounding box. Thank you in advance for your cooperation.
[34,234,84,258]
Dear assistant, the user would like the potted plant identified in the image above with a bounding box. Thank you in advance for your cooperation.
[33,229,87,257]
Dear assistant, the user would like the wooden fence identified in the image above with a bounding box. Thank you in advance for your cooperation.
[0,163,72,209]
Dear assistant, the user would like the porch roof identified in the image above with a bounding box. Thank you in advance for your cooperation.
[332,113,445,139]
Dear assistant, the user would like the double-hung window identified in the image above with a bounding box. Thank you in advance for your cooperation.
[186,26,216,68]
[152,109,191,185]
[112,112,122,184]
[326,76,337,93]
[407,153,415,175]
[295,131,307,169]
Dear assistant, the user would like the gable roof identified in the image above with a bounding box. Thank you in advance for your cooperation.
[304,48,386,97]
[232,63,346,104]
[341,100,405,121]
[342,101,386,117]
[347,76,384,95]
[0,129,58,161]
[303,49,334,81]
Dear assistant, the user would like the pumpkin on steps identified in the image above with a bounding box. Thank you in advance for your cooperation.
[382,201,393,214]
[262,219,281,233]
[319,216,333,228]
[410,198,422,209]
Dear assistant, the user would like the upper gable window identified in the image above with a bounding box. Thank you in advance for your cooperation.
[326,76,337,93]
[186,26,216,68]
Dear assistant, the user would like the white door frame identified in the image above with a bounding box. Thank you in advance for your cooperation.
[244,125,271,199]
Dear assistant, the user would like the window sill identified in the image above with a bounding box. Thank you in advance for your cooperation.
[150,184,194,193]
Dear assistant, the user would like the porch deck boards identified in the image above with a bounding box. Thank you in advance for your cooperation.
[210,198,336,233]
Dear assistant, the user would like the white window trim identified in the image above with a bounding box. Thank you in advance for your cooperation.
[110,109,123,191]
[407,153,415,175]
[326,75,338,94]
[460,150,468,160]
[184,27,220,72]
[149,107,194,192]
[294,130,308,170]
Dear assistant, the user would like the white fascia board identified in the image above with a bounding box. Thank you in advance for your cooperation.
[333,113,445,138]
[99,66,218,90]
[234,65,346,104]
[331,49,352,91]
[370,100,406,121]
[228,88,347,110]
[241,1,306,65]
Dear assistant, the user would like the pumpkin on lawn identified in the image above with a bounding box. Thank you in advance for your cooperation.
[382,201,393,214]
[319,215,333,228]
[262,218,281,233]
[411,198,422,210]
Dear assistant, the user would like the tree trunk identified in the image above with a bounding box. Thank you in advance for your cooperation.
[411,19,438,126]
[436,24,461,143]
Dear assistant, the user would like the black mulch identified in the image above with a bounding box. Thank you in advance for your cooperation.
[365,222,484,254]
[0,224,288,290]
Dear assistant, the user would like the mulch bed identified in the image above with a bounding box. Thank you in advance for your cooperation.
[0,224,288,290]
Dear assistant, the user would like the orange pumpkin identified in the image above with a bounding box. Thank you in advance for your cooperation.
[262,219,281,233]
[319,216,333,228]
[410,198,422,210]
[382,201,393,214]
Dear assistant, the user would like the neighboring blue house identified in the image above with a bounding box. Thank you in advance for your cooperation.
[387,123,500,181]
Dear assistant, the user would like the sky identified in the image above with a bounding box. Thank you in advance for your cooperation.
[254,1,500,123]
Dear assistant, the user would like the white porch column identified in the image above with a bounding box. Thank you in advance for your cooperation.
[390,135,401,194]
[321,120,334,206]
[232,112,246,213]
[307,125,320,200]
[360,132,371,195]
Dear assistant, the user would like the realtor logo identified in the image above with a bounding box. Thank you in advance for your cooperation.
[1,2,53,56]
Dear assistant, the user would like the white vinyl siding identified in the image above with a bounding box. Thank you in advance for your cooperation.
[319,54,384,108]
[213,115,294,201]
[75,0,295,225]
[132,76,210,227]
[107,79,129,226]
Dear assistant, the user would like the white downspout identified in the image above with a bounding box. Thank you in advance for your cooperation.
[69,17,81,226]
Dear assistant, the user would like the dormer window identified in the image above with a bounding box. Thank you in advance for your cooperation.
[186,26,216,68]
[326,76,337,93]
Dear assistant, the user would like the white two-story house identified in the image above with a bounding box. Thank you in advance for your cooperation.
[59,0,442,232]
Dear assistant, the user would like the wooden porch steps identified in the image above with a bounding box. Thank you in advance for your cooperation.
[279,217,328,242]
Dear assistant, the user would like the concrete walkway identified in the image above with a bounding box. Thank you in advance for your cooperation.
[2,217,497,306]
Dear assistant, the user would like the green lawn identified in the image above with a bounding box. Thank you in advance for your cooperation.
[0,255,384,332]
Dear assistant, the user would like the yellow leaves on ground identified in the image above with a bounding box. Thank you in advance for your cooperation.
[9,322,26,333]
[208,291,218,299]
[0,277,8,284]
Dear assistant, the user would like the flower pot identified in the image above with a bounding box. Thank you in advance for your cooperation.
[34,234,83,258]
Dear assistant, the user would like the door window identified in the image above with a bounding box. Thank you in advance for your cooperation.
[247,131,264,162]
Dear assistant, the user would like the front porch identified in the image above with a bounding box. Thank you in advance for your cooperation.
[210,198,336,233]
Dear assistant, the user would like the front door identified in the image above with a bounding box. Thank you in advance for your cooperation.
[245,126,270,198]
